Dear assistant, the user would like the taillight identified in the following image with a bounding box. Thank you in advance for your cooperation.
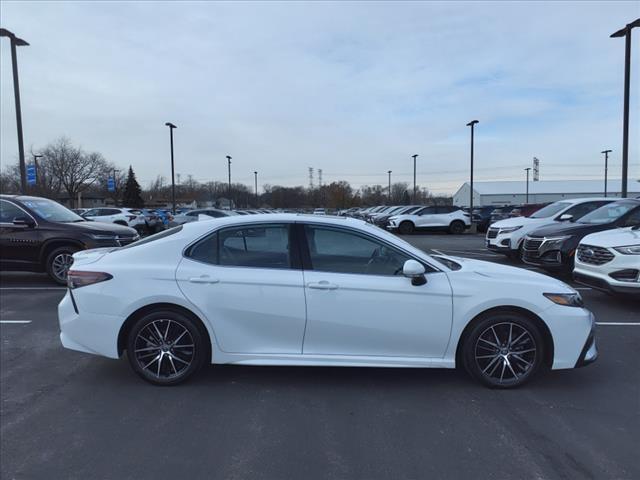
[67,271,113,289]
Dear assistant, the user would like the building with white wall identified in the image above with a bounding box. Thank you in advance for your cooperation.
[453,180,640,207]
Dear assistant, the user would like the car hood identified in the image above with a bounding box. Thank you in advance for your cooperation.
[580,226,640,248]
[56,220,137,235]
[527,221,613,238]
[445,256,574,293]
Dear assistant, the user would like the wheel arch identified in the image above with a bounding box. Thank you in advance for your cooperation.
[454,305,554,369]
[39,239,85,265]
[117,302,213,360]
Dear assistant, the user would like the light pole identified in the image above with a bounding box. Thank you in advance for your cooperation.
[388,170,392,203]
[601,149,612,197]
[411,154,418,202]
[254,171,258,206]
[524,167,531,204]
[466,120,479,231]
[164,122,177,214]
[611,19,640,198]
[226,156,232,208]
[1,29,29,194]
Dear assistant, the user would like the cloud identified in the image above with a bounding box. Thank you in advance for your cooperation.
[1,0,638,194]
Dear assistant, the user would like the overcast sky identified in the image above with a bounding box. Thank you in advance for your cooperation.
[1,1,639,194]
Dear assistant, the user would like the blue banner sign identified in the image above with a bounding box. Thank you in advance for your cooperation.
[26,164,37,186]
[107,177,116,192]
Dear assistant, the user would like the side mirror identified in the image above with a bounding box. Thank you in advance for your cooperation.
[402,259,427,286]
[12,216,35,228]
[559,214,573,222]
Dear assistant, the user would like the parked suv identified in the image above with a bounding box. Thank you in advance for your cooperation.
[0,195,139,284]
[388,206,470,234]
[522,199,640,272]
[82,207,146,232]
[486,198,613,259]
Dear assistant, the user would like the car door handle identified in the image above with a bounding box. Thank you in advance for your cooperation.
[188,275,220,284]
[307,281,338,290]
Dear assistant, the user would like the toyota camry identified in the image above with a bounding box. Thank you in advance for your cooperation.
[58,214,597,388]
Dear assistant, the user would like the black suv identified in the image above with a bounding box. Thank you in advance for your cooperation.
[521,199,640,272]
[0,195,139,284]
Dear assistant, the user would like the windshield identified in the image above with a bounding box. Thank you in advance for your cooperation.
[21,198,84,223]
[578,203,636,225]
[529,202,571,218]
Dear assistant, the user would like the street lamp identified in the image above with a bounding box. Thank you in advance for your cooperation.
[164,122,177,214]
[466,120,479,231]
[601,149,612,197]
[1,28,29,194]
[388,170,392,203]
[411,154,418,202]
[524,167,531,204]
[226,156,232,208]
[254,171,258,206]
[611,18,640,198]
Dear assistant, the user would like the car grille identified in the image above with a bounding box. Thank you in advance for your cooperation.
[577,244,614,266]
[487,228,499,239]
[523,237,543,251]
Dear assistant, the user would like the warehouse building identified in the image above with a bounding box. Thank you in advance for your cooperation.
[453,180,640,207]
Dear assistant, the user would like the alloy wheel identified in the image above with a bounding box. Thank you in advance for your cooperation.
[51,253,74,282]
[474,322,537,385]
[133,319,195,380]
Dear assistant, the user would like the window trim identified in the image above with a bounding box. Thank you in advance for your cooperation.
[0,199,39,227]
[297,222,440,276]
[183,221,301,271]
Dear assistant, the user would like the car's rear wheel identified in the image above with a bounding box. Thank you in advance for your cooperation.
[449,220,465,234]
[398,221,414,234]
[126,310,206,385]
[46,246,78,285]
[462,312,545,388]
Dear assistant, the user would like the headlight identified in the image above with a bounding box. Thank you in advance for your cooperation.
[499,226,522,233]
[543,292,584,307]
[614,244,640,255]
[544,235,572,246]
[88,234,117,240]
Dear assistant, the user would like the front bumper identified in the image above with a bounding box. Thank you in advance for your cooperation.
[575,328,598,368]
[574,254,640,295]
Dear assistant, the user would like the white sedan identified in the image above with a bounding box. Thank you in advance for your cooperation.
[59,214,596,387]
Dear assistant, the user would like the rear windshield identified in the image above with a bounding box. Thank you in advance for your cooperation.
[529,202,571,218]
[119,225,183,249]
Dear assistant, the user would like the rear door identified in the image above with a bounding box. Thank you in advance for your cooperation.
[176,222,307,354]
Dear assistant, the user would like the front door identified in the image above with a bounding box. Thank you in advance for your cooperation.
[414,206,437,228]
[0,200,41,270]
[300,224,453,358]
[176,223,307,354]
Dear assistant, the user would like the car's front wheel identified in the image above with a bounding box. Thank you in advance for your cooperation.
[462,312,545,388]
[46,246,79,285]
[126,310,206,385]
[398,221,415,234]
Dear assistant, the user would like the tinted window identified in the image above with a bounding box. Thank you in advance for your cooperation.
[0,200,25,223]
[304,225,411,276]
[418,207,436,215]
[185,231,218,263]
[219,224,290,269]
[121,226,183,250]
[623,207,640,226]
[563,201,609,220]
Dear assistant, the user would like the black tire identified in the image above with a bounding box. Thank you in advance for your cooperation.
[126,310,206,386]
[462,311,545,388]
[398,221,415,235]
[45,246,79,285]
[449,220,465,235]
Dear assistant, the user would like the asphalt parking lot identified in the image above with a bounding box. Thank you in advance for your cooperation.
[1,233,638,480]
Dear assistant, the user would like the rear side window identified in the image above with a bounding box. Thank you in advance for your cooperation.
[186,224,291,269]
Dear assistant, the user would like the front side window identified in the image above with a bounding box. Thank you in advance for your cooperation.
[623,207,640,226]
[418,207,436,215]
[563,201,609,220]
[0,200,25,223]
[304,225,412,276]
[187,224,291,269]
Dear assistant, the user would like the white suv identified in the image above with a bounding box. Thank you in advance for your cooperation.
[82,207,146,231]
[574,225,640,294]
[388,206,470,234]
[486,198,613,258]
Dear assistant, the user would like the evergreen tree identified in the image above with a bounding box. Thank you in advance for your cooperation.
[122,165,144,207]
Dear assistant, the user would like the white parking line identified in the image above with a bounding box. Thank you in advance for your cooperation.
[0,320,32,324]
[596,322,640,326]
